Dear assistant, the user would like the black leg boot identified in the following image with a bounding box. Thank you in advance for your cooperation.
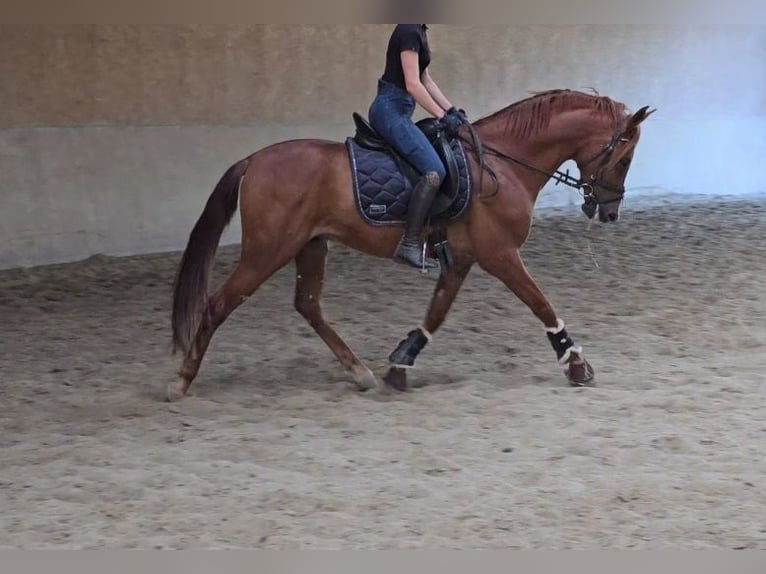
[393,172,441,270]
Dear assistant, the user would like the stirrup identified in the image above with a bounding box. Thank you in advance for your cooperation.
[393,238,439,271]
[419,242,438,273]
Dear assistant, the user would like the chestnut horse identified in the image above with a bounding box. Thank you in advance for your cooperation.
[169,89,653,401]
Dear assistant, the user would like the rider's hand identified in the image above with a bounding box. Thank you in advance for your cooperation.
[439,111,464,136]
[446,107,469,124]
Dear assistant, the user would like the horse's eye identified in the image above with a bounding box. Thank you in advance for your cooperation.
[619,156,632,169]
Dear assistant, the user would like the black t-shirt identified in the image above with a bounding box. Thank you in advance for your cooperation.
[381,24,431,90]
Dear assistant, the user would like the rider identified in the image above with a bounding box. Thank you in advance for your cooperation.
[368,24,467,270]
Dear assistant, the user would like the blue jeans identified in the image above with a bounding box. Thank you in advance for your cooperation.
[368,80,447,181]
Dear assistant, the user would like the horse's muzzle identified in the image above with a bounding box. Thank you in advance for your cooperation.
[582,199,598,220]
[599,206,620,223]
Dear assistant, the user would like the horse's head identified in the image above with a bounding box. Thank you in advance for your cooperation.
[574,105,655,223]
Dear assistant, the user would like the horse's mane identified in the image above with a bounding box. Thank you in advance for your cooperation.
[476,89,627,138]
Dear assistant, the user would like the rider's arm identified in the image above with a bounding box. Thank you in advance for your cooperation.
[421,68,454,114]
[401,50,448,119]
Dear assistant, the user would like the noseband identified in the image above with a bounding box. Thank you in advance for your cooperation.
[578,128,630,217]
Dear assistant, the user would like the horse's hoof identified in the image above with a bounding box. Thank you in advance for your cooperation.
[351,365,379,392]
[383,366,409,392]
[166,378,190,402]
[566,358,595,387]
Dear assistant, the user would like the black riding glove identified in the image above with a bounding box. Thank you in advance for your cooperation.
[446,106,469,124]
[439,111,464,137]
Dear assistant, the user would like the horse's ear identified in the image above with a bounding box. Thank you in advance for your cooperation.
[623,106,655,138]
[627,106,656,129]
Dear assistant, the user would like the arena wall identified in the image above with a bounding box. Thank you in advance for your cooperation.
[1,25,763,268]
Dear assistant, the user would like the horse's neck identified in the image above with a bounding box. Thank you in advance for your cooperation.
[475,111,580,184]
[475,108,608,193]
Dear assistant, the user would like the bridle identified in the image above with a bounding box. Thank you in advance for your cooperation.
[459,121,631,217]
[576,127,631,217]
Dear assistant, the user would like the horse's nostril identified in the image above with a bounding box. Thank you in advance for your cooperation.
[608,212,619,222]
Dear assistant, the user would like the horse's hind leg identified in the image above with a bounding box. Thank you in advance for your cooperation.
[384,263,473,391]
[168,259,281,402]
[294,238,378,391]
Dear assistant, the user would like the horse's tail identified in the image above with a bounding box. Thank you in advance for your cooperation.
[172,158,249,355]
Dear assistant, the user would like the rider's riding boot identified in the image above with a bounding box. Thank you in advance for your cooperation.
[393,171,441,270]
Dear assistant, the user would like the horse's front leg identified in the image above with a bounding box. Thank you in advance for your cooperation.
[478,248,594,386]
[383,263,473,391]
